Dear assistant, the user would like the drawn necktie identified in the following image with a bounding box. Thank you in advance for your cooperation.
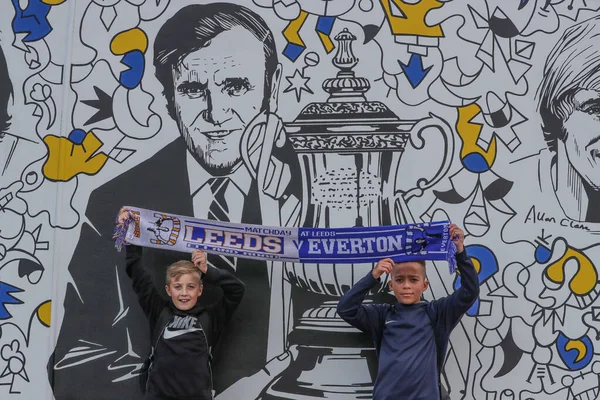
[206,177,237,272]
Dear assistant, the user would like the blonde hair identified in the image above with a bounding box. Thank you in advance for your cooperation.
[166,260,202,285]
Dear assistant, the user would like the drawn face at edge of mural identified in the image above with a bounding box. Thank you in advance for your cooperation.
[0,43,13,139]
[561,89,600,191]
[153,3,281,177]
[537,15,600,210]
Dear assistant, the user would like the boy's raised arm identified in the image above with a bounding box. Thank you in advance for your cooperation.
[125,243,167,326]
[119,208,166,327]
[337,259,391,336]
[432,225,480,328]
[192,250,245,335]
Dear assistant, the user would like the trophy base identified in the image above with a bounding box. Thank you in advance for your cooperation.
[262,301,377,399]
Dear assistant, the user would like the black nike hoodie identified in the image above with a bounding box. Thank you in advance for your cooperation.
[125,245,245,400]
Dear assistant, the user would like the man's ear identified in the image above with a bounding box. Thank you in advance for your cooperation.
[269,63,283,113]
[165,285,171,296]
[197,284,203,297]
[423,279,429,292]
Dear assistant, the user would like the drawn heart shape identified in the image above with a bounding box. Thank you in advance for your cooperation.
[1,339,21,361]
[30,83,51,101]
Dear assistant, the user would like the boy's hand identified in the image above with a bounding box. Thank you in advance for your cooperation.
[192,250,208,274]
[117,207,130,224]
[372,258,394,280]
[449,224,465,253]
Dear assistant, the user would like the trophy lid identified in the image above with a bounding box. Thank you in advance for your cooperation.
[285,28,413,153]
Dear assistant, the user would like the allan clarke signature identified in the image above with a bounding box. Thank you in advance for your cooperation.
[524,205,591,231]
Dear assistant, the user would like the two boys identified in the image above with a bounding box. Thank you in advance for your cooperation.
[119,205,477,400]
[118,208,245,400]
[337,223,479,400]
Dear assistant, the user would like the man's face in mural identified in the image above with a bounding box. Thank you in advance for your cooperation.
[171,27,268,175]
[561,89,600,190]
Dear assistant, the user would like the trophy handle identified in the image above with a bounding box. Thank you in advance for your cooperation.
[239,111,289,200]
[393,113,455,224]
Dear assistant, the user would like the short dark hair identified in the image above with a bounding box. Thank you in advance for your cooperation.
[153,3,279,121]
[537,15,600,154]
[0,43,13,138]
[392,259,427,277]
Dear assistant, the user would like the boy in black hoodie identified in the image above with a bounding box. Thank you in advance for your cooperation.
[117,208,245,400]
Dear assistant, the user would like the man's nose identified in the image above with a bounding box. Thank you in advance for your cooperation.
[202,88,231,126]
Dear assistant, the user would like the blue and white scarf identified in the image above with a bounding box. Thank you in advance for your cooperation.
[114,206,459,273]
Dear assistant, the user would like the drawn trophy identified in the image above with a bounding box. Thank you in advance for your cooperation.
[263,29,454,398]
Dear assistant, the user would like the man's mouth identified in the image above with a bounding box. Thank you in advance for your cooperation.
[179,299,190,304]
[202,128,241,139]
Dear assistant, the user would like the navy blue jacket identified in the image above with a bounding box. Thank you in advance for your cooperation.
[337,251,479,400]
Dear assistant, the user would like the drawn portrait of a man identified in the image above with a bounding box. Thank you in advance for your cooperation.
[50,3,300,399]
[537,15,600,223]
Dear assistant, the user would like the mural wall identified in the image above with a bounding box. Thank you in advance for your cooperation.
[1,0,600,399]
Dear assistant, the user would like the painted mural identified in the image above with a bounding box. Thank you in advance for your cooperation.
[1,0,600,399]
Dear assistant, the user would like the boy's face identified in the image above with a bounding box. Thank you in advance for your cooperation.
[165,273,203,311]
[388,262,429,305]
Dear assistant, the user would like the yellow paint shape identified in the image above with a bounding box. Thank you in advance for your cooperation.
[472,257,481,274]
[283,11,308,46]
[317,32,334,53]
[546,247,597,296]
[41,0,67,4]
[37,301,51,327]
[42,131,108,182]
[456,104,497,167]
[111,28,149,55]
[380,0,444,37]
[565,339,586,363]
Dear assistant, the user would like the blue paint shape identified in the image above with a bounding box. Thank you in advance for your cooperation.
[11,0,52,42]
[316,16,335,35]
[534,245,552,264]
[557,333,593,371]
[283,43,305,62]
[400,53,432,89]
[119,50,145,90]
[0,282,23,320]
[454,245,498,316]
[68,129,87,145]
[463,153,490,173]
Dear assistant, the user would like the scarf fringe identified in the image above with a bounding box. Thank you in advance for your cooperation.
[113,210,132,252]
[446,240,458,274]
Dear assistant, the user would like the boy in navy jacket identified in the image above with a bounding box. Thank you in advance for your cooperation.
[337,224,479,400]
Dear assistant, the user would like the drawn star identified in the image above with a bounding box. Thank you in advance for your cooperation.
[283,69,313,102]
[81,86,114,126]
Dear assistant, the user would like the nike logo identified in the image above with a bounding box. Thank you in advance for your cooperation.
[385,320,396,325]
[163,327,202,340]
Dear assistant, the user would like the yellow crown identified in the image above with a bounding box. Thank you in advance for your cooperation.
[380,0,444,37]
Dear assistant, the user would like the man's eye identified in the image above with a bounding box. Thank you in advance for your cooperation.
[177,82,207,99]
[223,78,253,97]
[585,105,600,115]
